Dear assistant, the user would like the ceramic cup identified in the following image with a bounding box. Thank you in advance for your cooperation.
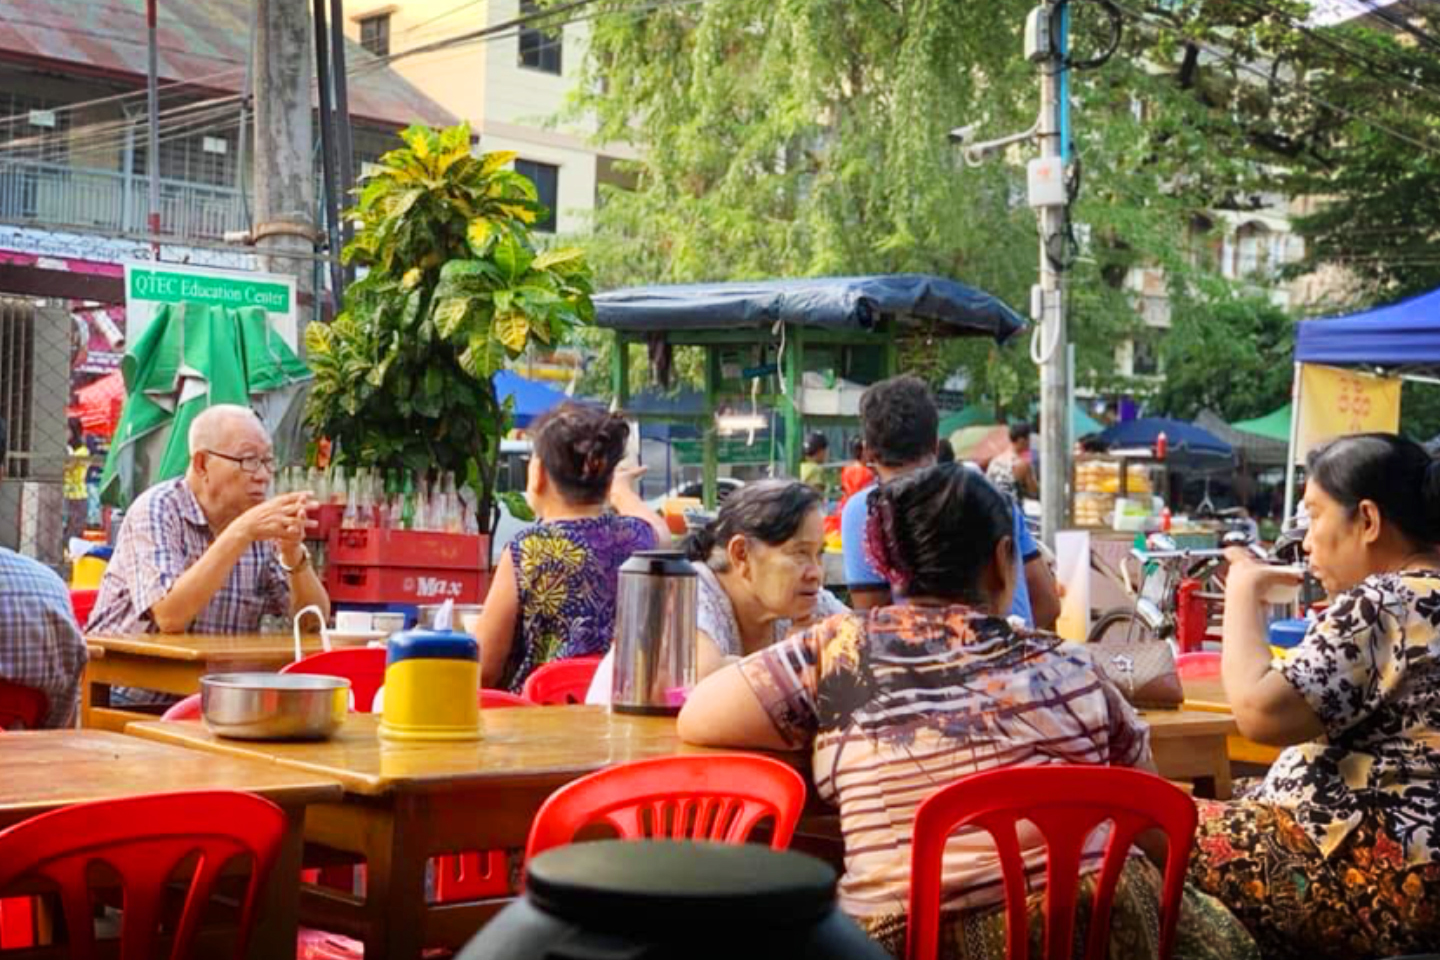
[335,610,373,633]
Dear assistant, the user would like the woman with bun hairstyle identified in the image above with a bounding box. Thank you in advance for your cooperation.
[1193,433,1440,958]
[586,480,848,703]
[679,462,1256,959]
[474,403,669,692]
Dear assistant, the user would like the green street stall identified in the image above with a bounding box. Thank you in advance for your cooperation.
[593,275,1026,505]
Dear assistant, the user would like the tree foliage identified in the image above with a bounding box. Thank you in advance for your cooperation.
[1154,295,1295,421]
[563,0,1439,417]
[305,123,595,517]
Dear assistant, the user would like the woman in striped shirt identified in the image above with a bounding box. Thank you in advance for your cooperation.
[679,462,1254,960]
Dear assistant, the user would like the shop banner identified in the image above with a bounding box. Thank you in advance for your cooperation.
[1296,364,1400,462]
[123,261,297,349]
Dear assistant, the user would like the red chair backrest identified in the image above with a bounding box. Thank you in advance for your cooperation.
[908,765,1196,960]
[480,688,534,708]
[0,680,48,730]
[525,754,808,861]
[161,694,203,722]
[281,648,386,713]
[0,790,286,960]
[520,657,602,705]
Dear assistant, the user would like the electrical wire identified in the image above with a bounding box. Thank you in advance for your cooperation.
[1351,0,1440,55]
[1059,0,1124,71]
[1226,0,1440,110]
[1108,0,1440,156]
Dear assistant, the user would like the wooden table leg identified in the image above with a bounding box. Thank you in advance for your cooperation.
[248,806,307,960]
[362,796,429,960]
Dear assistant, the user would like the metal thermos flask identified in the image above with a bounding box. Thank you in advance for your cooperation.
[610,550,697,715]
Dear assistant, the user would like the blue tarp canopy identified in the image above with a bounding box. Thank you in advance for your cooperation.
[593,274,1026,342]
[1097,417,1233,458]
[1296,286,1440,368]
[494,370,584,428]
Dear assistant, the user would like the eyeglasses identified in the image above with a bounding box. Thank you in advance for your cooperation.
[204,450,277,475]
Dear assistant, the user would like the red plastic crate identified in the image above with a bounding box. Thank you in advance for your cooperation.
[306,505,345,543]
[326,564,483,604]
[327,528,488,571]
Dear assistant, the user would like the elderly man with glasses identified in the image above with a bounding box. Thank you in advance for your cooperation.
[88,404,330,643]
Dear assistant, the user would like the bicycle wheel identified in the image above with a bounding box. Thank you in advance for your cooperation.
[1087,608,1163,644]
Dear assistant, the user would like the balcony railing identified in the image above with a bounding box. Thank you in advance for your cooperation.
[0,159,247,241]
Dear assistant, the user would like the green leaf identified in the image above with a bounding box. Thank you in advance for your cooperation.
[433,297,471,338]
[493,312,530,353]
[497,490,535,522]
[493,234,535,284]
[401,267,423,290]
[478,150,518,176]
[532,247,586,272]
[466,218,498,257]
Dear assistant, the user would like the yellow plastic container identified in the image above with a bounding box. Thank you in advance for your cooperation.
[72,555,107,589]
[378,629,482,741]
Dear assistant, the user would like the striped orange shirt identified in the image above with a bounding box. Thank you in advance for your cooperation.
[738,604,1151,918]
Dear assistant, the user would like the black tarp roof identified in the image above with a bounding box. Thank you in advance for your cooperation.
[593,274,1026,342]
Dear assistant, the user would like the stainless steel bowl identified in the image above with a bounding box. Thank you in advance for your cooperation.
[200,672,349,740]
[416,603,484,633]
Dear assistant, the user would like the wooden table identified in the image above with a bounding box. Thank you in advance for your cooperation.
[0,730,342,959]
[1183,674,1282,765]
[129,703,1239,959]
[81,633,333,732]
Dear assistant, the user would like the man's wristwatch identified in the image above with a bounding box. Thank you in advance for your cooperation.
[278,544,311,574]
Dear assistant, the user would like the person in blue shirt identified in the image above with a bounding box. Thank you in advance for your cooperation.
[841,376,1060,629]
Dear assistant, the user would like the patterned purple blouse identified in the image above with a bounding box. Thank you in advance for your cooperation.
[500,515,657,692]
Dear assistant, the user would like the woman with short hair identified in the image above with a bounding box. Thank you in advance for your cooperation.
[474,403,668,692]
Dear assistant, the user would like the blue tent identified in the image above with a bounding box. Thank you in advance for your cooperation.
[1097,417,1232,458]
[494,370,582,428]
[1296,286,1440,367]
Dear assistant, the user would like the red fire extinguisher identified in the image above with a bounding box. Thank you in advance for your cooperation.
[1155,431,1168,461]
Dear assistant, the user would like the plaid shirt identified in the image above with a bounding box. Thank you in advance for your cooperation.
[88,477,290,637]
[0,548,89,727]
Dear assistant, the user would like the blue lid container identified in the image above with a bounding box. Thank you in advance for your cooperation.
[1268,618,1309,649]
[385,628,479,665]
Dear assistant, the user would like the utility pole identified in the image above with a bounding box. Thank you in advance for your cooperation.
[145,0,160,255]
[1035,0,1070,547]
[253,0,317,346]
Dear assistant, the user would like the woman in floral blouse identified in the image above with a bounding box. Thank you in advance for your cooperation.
[473,403,669,692]
[1196,433,1440,958]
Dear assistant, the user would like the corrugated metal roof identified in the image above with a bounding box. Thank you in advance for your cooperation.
[0,0,458,129]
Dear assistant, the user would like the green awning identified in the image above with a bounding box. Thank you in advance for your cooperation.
[940,403,1103,441]
[100,301,312,508]
[1232,404,1292,443]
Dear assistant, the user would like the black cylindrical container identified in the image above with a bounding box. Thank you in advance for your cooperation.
[457,840,888,960]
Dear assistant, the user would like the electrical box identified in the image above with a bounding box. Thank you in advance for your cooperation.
[1024,6,1051,62]
[1027,156,1068,208]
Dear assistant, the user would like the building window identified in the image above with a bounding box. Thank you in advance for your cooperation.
[518,0,562,74]
[515,159,558,233]
[360,14,390,57]
[1132,336,1162,377]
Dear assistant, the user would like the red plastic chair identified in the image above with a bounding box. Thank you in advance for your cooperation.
[161,693,204,721]
[525,754,808,862]
[480,688,535,709]
[1176,651,1221,680]
[0,680,48,730]
[0,790,286,960]
[281,648,386,713]
[431,689,537,905]
[907,765,1197,960]
[0,729,34,951]
[520,656,602,705]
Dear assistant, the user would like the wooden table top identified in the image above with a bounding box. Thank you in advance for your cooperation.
[129,704,1234,798]
[84,632,331,662]
[0,730,343,823]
